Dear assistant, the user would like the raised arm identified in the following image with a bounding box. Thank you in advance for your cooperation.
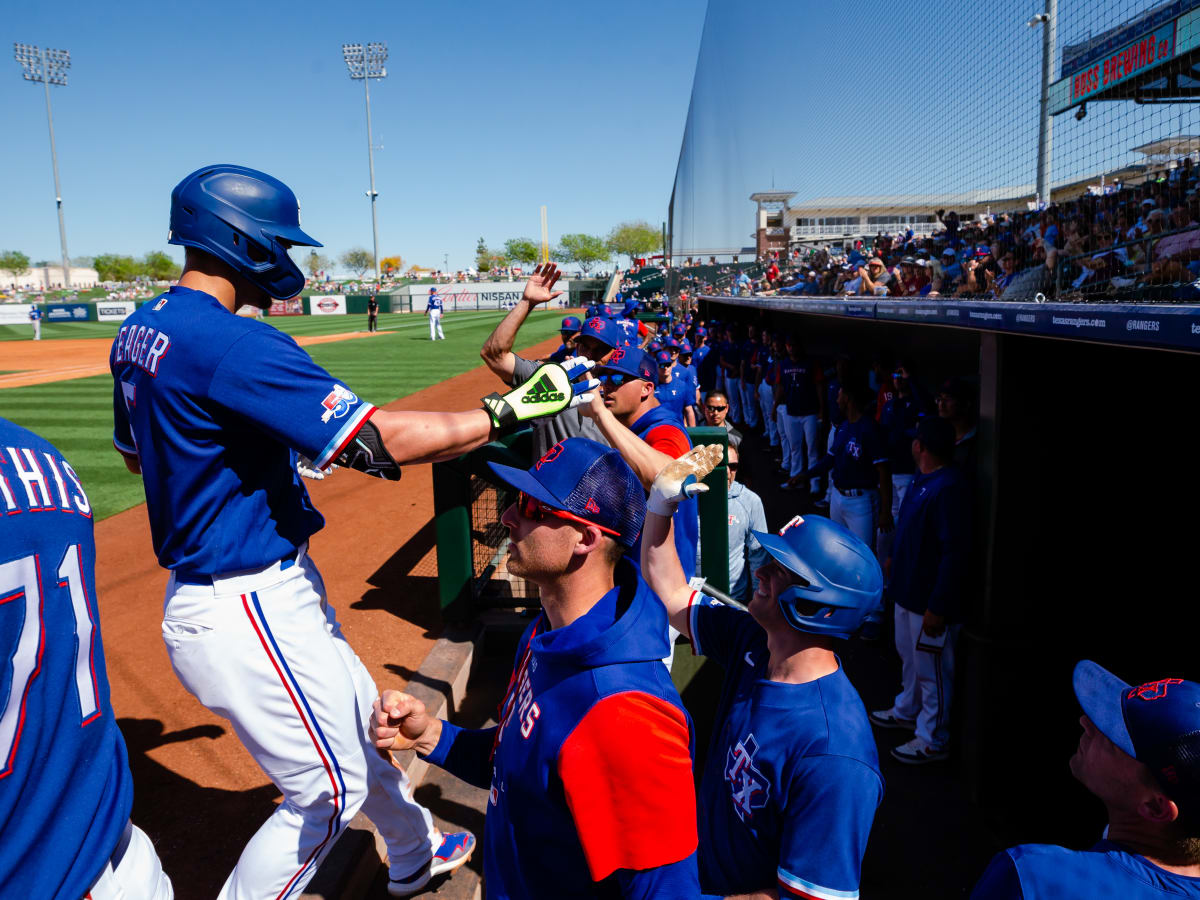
[641,446,725,637]
[579,393,677,489]
[479,263,564,383]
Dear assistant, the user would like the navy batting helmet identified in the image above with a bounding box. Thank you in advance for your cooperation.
[751,515,883,639]
[168,165,321,300]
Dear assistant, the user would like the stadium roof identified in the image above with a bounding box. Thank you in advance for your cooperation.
[749,191,797,202]
[1131,136,1200,156]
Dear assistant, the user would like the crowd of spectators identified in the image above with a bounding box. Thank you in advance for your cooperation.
[664,156,1200,304]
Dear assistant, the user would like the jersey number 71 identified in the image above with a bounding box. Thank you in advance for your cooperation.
[0,546,100,779]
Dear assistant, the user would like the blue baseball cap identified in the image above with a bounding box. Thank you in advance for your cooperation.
[622,301,640,318]
[678,340,693,355]
[666,338,681,351]
[975,245,992,257]
[488,438,646,548]
[695,326,708,338]
[672,324,686,337]
[598,346,656,382]
[579,316,619,349]
[560,315,582,334]
[655,350,673,367]
[600,304,616,317]
[1074,660,1200,813]
[429,286,438,293]
[585,304,602,318]
[647,339,664,353]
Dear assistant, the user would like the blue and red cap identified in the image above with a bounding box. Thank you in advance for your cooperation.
[647,339,664,354]
[678,340,693,355]
[666,338,681,352]
[600,304,616,317]
[655,350,673,368]
[585,304,602,318]
[695,326,708,338]
[579,316,619,349]
[488,437,646,548]
[975,245,992,257]
[429,286,438,293]
[560,315,582,335]
[672,324,687,337]
[1074,660,1200,814]
[598,346,656,382]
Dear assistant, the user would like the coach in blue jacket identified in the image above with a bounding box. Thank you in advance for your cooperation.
[870,416,972,765]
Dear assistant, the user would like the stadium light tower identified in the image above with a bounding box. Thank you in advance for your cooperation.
[1028,0,1058,207]
[13,43,73,289]
[342,41,387,284]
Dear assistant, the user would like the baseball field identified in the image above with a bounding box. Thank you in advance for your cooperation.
[1,308,566,522]
[0,306,567,898]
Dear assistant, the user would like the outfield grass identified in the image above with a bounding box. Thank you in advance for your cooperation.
[0,310,564,521]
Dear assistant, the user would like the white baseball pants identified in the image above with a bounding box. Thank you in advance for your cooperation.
[775,406,790,466]
[781,412,821,491]
[758,381,778,446]
[876,472,914,561]
[725,376,742,422]
[892,606,961,750]
[161,549,438,900]
[739,380,759,428]
[830,486,879,548]
[428,310,444,340]
[86,821,174,899]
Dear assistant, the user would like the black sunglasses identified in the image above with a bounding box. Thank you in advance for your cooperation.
[705,405,728,412]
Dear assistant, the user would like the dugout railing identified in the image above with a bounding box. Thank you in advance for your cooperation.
[432,426,730,622]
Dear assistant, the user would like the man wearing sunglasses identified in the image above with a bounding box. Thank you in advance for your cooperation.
[642,446,884,900]
[481,265,621,456]
[370,439,702,899]
[580,347,701,579]
[702,390,742,451]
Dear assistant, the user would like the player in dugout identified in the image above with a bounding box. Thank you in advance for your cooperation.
[642,444,885,900]
[972,661,1200,899]
[370,438,701,899]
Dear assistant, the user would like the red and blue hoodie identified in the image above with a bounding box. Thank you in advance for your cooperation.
[424,559,700,898]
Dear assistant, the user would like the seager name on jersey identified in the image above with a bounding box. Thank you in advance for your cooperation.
[112,323,172,376]
[0,445,92,516]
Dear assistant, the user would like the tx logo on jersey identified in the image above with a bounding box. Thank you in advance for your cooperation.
[846,438,862,459]
[320,385,359,423]
[725,733,769,822]
[521,373,565,405]
[1129,678,1184,701]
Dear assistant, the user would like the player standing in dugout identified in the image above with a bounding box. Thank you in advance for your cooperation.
[108,164,597,899]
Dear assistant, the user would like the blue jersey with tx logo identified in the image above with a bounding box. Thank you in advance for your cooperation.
[426,293,444,311]
[109,286,377,576]
[0,418,133,900]
[688,596,882,900]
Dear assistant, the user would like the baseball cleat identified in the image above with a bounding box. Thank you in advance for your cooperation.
[387,831,476,896]
[890,738,949,765]
[869,708,916,730]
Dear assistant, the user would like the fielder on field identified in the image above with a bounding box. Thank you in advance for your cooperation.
[108,164,596,899]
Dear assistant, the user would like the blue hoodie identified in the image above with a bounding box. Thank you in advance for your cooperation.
[426,560,700,899]
[628,404,699,579]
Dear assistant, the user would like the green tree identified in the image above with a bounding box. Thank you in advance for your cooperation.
[0,250,31,287]
[606,221,660,265]
[142,250,180,281]
[93,253,142,282]
[475,237,492,273]
[503,238,539,267]
[305,250,332,278]
[340,248,374,278]
[555,233,610,275]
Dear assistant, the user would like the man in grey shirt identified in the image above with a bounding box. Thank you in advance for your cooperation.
[480,264,618,457]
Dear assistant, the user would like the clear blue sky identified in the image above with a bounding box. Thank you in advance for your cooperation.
[3,0,705,274]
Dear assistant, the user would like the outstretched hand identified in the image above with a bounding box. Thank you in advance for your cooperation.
[371,690,433,752]
[648,444,725,516]
[561,356,600,410]
[523,263,564,307]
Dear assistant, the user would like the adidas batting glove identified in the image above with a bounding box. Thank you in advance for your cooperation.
[481,358,598,429]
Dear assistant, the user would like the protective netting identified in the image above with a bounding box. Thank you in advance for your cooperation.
[469,475,539,607]
[669,0,1200,302]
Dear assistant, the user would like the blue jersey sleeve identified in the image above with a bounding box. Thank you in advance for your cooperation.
[111,379,136,456]
[207,328,376,469]
[862,419,888,466]
[608,853,701,899]
[776,756,881,900]
[424,721,497,790]
[970,850,1024,899]
[689,593,759,667]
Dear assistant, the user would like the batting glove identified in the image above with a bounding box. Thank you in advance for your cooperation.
[648,444,725,517]
[297,455,337,480]
[481,357,599,429]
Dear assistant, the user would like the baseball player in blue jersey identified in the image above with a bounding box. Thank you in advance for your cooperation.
[642,446,885,900]
[28,304,42,340]
[973,661,1200,899]
[109,165,596,899]
[655,350,695,426]
[425,287,445,340]
[0,417,172,899]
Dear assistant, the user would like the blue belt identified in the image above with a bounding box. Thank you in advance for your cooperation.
[173,550,298,586]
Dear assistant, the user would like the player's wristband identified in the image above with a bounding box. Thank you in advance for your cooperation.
[481,362,575,429]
